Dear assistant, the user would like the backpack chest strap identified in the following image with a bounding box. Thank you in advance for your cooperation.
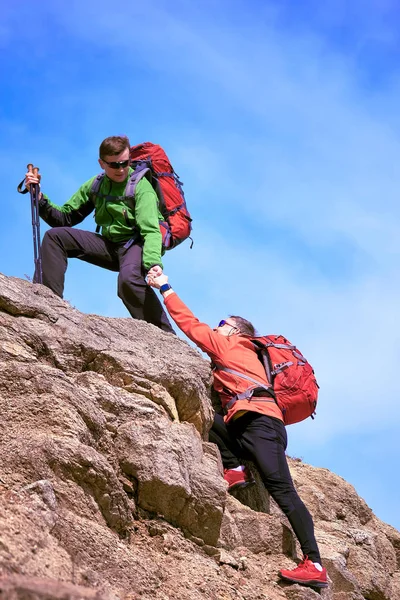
[225,394,276,412]
[214,364,271,389]
[213,364,275,413]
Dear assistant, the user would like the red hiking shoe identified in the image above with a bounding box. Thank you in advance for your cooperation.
[279,557,328,588]
[223,467,255,492]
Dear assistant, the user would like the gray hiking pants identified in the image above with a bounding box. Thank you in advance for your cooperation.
[35,227,174,333]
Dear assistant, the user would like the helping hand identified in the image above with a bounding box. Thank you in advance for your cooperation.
[147,265,163,278]
[148,273,169,289]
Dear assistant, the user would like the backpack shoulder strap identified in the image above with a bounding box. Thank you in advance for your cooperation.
[125,165,151,198]
[250,338,274,384]
[90,174,105,233]
[89,173,105,199]
[252,336,302,376]
[89,168,150,201]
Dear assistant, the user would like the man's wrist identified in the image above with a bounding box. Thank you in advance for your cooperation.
[147,263,163,273]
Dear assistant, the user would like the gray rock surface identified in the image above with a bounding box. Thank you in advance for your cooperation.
[0,273,399,599]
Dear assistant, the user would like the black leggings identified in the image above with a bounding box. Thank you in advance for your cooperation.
[210,412,321,563]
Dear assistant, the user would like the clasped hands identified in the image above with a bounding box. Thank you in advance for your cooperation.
[147,266,168,289]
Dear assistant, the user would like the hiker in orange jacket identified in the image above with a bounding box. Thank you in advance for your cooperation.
[148,272,328,590]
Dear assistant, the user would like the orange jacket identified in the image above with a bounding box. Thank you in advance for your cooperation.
[164,292,283,424]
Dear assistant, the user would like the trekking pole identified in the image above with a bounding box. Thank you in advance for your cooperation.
[29,164,43,284]
[17,164,43,284]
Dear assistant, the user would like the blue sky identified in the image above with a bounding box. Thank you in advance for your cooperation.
[1,1,399,531]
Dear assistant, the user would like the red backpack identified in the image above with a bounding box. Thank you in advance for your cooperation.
[216,335,319,425]
[130,142,192,250]
[252,335,319,425]
[90,142,192,250]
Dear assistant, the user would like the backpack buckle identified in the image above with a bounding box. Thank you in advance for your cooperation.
[272,361,293,375]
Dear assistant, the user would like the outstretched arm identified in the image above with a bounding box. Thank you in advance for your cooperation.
[148,274,228,361]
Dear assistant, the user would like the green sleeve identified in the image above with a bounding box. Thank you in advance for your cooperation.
[39,177,96,227]
[46,177,95,212]
[134,177,163,271]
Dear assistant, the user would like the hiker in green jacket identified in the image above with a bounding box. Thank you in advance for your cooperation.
[24,135,174,332]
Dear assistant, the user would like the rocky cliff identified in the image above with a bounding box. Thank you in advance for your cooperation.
[0,273,399,600]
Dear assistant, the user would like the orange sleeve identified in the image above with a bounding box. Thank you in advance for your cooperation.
[164,292,228,362]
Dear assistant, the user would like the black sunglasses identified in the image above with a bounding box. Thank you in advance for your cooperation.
[218,320,237,329]
[102,159,130,169]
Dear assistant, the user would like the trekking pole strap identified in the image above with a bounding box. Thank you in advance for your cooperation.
[17,179,29,194]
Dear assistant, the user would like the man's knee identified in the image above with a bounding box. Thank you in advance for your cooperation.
[118,269,146,298]
[42,227,69,247]
[42,228,56,246]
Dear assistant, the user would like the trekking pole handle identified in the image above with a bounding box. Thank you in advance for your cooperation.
[33,166,41,182]
[27,164,41,183]
[17,164,40,194]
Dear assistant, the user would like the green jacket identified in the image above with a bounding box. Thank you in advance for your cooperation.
[38,168,163,270]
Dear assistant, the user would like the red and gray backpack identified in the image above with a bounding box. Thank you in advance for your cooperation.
[216,335,319,426]
[90,142,192,250]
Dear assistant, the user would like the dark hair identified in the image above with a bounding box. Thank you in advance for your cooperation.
[99,135,130,159]
[230,315,256,337]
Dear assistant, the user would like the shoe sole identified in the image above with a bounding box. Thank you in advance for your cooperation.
[279,575,328,588]
[228,480,256,492]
